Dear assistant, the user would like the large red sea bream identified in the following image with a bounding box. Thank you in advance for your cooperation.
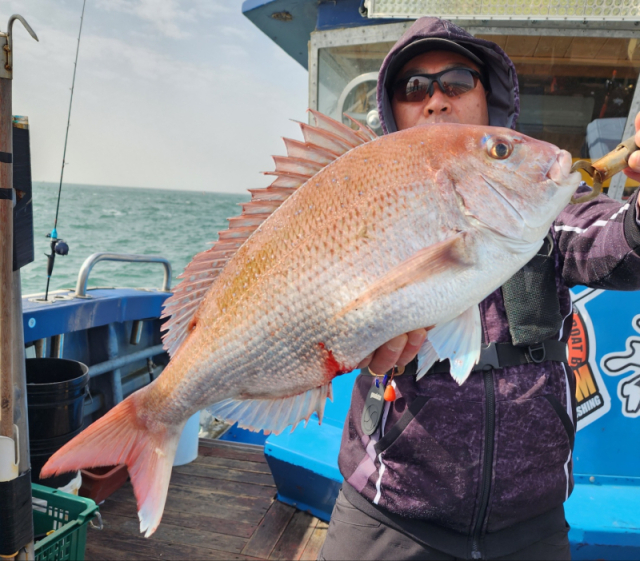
[42,111,581,536]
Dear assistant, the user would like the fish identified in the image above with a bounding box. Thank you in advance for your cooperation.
[41,111,581,536]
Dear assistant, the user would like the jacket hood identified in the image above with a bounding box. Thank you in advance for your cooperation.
[377,18,520,133]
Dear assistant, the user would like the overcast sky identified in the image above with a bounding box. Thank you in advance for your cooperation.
[2,0,309,193]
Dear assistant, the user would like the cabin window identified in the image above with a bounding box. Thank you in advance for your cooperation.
[313,29,640,198]
[317,43,394,135]
[480,34,640,197]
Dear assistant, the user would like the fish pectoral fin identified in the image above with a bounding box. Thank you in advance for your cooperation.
[207,383,333,436]
[339,232,473,318]
[417,306,482,385]
[415,338,439,381]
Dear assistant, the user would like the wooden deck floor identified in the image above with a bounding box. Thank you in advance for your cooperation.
[85,439,328,560]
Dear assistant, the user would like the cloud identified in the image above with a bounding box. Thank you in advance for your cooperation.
[6,0,309,193]
[95,0,229,39]
[220,25,245,39]
[97,0,193,38]
[220,43,248,58]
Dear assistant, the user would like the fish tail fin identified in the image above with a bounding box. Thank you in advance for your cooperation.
[40,389,184,537]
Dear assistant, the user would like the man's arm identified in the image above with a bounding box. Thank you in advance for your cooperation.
[554,188,640,290]
[623,113,640,184]
[556,113,640,290]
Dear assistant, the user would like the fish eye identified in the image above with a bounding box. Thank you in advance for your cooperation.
[487,138,513,160]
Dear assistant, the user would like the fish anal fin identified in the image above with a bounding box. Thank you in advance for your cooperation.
[339,233,473,318]
[207,383,333,436]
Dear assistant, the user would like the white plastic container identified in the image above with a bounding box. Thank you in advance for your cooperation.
[173,412,200,466]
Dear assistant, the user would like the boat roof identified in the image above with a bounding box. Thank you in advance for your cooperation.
[242,0,392,69]
[243,0,640,70]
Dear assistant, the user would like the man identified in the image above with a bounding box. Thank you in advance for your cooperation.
[319,17,640,561]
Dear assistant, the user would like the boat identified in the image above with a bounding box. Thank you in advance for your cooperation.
[3,1,640,559]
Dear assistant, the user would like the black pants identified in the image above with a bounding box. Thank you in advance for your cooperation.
[318,490,571,561]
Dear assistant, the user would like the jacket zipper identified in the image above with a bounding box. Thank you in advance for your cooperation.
[471,370,496,560]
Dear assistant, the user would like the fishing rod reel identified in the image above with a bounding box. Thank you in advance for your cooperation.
[46,232,69,256]
[43,229,69,302]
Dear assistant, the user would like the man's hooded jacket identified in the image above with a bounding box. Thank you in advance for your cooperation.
[337,17,640,560]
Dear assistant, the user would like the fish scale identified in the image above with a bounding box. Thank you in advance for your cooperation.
[159,132,542,404]
[41,113,581,537]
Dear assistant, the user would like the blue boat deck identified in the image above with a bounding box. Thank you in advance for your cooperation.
[84,439,328,560]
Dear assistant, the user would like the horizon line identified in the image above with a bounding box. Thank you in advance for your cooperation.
[31,180,248,197]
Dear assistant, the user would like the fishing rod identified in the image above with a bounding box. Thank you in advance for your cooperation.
[44,0,87,300]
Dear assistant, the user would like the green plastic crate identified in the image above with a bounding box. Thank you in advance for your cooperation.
[32,483,99,561]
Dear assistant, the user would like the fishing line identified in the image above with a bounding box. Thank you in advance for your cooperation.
[44,0,87,300]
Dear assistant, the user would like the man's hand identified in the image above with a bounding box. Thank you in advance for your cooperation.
[624,112,640,183]
[358,328,429,375]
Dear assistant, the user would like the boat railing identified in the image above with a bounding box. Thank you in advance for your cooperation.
[75,252,172,298]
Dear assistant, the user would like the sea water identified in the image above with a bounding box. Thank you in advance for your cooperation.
[20,182,249,296]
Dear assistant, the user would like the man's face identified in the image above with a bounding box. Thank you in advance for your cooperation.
[391,50,490,130]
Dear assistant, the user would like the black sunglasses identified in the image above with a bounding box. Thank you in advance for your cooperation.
[392,68,488,103]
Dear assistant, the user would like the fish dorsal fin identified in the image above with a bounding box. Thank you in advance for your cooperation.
[310,109,377,144]
[161,112,378,356]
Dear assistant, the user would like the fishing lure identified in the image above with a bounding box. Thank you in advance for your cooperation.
[571,135,638,203]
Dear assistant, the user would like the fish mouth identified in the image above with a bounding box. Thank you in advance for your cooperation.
[546,150,573,183]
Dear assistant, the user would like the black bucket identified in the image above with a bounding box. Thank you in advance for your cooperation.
[26,358,89,486]
[26,358,89,439]
[30,426,83,487]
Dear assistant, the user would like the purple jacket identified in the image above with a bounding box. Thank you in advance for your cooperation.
[337,17,640,559]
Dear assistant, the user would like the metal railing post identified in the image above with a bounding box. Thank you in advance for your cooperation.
[74,253,172,298]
